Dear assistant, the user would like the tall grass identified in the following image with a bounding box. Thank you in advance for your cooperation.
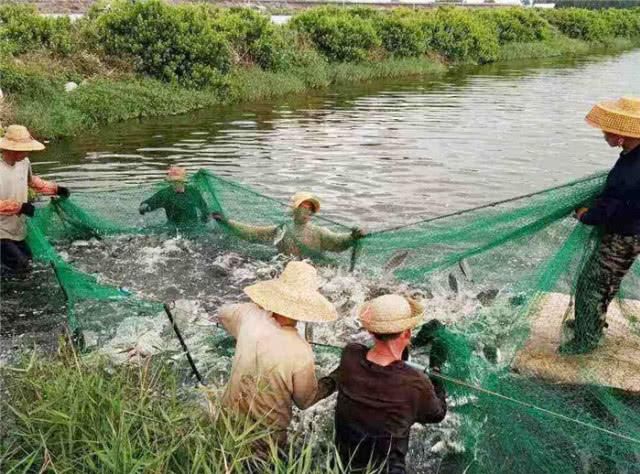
[0,346,356,473]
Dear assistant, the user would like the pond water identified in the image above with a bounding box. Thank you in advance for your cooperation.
[34,49,640,230]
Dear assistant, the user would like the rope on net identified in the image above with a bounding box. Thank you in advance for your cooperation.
[308,341,640,446]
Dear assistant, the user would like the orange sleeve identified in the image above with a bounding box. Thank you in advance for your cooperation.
[29,175,58,195]
[0,200,22,215]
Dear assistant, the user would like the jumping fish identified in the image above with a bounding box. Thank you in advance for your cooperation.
[458,259,473,282]
[383,249,411,274]
[448,273,459,295]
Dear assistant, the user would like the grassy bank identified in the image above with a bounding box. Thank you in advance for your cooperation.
[1,3,639,138]
[0,347,348,473]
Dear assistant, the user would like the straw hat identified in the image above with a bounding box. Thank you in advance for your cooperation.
[0,125,45,152]
[244,261,337,323]
[585,97,640,138]
[359,294,424,334]
[166,166,187,182]
[290,192,321,213]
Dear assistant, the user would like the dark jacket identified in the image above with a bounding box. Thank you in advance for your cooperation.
[318,343,447,474]
[580,145,640,236]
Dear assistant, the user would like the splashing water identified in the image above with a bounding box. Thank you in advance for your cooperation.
[37,233,505,472]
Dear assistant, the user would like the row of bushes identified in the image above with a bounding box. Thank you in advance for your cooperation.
[543,7,640,41]
[2,2,640,88]
[555,0,640,9]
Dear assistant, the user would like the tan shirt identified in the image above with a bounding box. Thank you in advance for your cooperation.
[0,158,30,240]
[0,158,57,240]
[219,302,319,430]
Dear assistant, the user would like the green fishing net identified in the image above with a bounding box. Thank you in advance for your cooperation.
[24,169,640,473]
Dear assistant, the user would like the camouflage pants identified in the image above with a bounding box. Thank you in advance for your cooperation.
[573,233,640,349]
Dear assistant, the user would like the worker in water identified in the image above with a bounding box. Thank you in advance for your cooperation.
[138,166,209,231]
[315,294,447,473]
[218,261,337,451]
[0,125,70,275]
[211,192,364,258]
[562,97,640,354]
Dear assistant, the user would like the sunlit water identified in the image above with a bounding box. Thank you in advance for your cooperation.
[2,50,640,472]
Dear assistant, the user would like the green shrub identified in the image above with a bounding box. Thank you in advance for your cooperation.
[93,0,231,87]
[542,8,610,41]
[0,4,74,56]
[599,8,640,38]
[555,0,640,9]
[211,8,282,70]
[0,62,64,99]
[291,8,380,62]
[377,10,428,57]
[478,8,552,44]
[430,8,499,63]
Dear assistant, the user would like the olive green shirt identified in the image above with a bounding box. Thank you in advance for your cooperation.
[224,219,354,256]
[141,185,208,228]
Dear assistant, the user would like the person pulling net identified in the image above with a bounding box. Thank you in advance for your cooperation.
[0,125,70,276]
[211,191,364,258]
[315,294,447,474]
[561,97,640,354]
[138,166,209,233]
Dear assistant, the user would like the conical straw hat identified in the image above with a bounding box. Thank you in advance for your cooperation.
[0,125,45,151]
[244,261,337,323]
[290,192,321,212]
[585,97,640,138]
[359,294,424,334]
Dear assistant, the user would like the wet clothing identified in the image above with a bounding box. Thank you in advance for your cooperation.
[0,158,57,241]
[224,219,355,257]
[1,158,58,273]
[569,146,640,353]
[580,145,640,236]
[318,343,447,474]
[219,303,320,432]
[569,233,640,353]
[140,185,208,228]
[0,239,31,274]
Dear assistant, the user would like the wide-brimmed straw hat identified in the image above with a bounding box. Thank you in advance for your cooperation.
[359,294,424,334]
[244,261,337,323]
[0,125,45,152]
[290,192,321,213]
[585,97,640,138]
[166,166,187,182]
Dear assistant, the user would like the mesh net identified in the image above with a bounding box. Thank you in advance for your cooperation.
[22,169,640,473]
